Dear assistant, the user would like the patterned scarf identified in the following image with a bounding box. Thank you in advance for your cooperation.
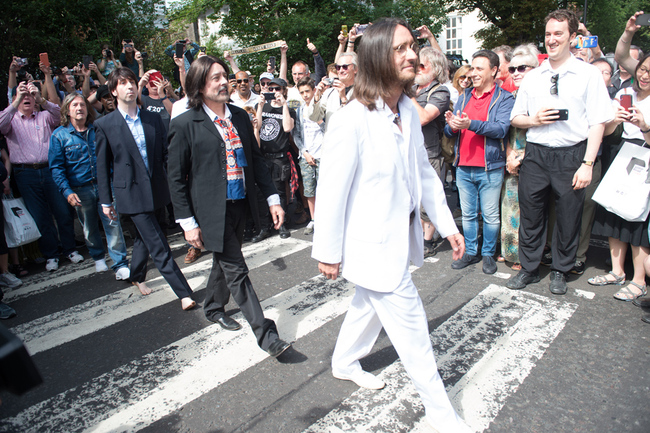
[215,118,248,200]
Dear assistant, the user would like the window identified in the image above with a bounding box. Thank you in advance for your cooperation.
[444,14,463,56]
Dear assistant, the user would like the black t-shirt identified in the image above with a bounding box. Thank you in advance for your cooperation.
[141,95,170,133]
[259,102,296,154]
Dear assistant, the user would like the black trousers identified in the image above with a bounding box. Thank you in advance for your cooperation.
[128,211,193,299]
[204,200,279,351]
[518,141,587,274]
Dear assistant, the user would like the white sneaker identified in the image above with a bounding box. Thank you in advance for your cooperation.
[67,251,84,264]
[304,220,315,235]
[46,258,59,272]
[94,259,109,273]
[332,370,385,390]
[0,272,22,289]
[115,267,130,281]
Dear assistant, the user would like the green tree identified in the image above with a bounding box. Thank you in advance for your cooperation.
[168,0,447,78]
[583,0,650,54]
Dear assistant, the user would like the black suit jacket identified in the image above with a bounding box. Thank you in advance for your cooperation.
[95,109,171,214]
[167,104,277,253]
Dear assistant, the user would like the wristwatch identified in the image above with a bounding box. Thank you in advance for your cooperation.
[582,160,594,166]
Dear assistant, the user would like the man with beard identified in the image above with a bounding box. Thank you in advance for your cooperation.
[412,46,451,257]
[312,18,471,433]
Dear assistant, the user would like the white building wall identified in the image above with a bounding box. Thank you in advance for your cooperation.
[437,9,484,63]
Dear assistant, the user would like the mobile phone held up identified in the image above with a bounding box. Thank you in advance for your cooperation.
[264,93,275,102]
[268,56,276,70]
[635,14,650,26]
[620,94,633,112]
[556,109,569,121]
[39,53,49,67]
[175,42,184,59]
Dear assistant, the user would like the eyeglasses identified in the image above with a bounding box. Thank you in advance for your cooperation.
[393,42,419,56]
[236,79,248,84]
[335,63,353,71]
[508,65,533,74]
[639,66,650,77]
[268,86,281,92]
[550,74,559,96]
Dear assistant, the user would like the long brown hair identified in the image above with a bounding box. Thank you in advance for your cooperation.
[185,55,231,109]
[60,93,95,127]
[353,18,416,111]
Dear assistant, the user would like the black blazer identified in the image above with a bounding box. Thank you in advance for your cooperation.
[95,109,171,214]
[167,104,277,253]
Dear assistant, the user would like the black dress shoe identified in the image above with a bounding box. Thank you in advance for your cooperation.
[451,253,481,270]
[279,225,291,239]
[209,314,242,331]
[632,298,650,308]
[251,228,271,243]
[482,256,497,274]
[266,339,291,357]
[549,271,567,295]
[506,270,541,290]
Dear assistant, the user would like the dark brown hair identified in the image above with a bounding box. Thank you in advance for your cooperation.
[106,67,140,106]
[633,53,650,94]
[545,9,579,36]
[354,17,416,111]
[185,55,231,109]
[60,93,96,127]
[296,76,315,89]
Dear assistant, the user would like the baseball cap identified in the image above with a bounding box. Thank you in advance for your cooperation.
[259,72,274,81]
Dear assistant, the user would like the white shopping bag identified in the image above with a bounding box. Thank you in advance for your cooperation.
[3,197,42,248]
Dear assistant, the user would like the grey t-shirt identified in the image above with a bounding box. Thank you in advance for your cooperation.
[414,80,450,158]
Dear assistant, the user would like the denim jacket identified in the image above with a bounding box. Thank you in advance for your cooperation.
[49,123,97,198]
[443,84,514,170]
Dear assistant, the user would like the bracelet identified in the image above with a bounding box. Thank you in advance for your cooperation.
[347,41,355,45]
[641,127,650,133]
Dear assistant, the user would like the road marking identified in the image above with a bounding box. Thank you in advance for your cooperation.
[0,276,356,433]
[10,236,311,355]
[493,271,511,280]
[4,235,192,303]
[303,285,577,433]
[574,289,595,300]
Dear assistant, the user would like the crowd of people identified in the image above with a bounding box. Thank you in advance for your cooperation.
[0,8,649,431]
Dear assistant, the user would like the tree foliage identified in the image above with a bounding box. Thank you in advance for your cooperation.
[168,0,448,77]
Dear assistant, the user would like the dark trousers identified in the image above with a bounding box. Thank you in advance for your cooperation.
[518,141,587,274]
[128,211,193,299]
[204,200,279,351]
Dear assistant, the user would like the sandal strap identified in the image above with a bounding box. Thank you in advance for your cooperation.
[627,281,648,294]
[608,271,625,281]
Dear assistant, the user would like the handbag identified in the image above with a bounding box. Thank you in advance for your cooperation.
[592,140,650,222]
[2,195,42,248]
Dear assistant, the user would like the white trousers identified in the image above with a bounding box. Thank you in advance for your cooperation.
[332,269,470,433]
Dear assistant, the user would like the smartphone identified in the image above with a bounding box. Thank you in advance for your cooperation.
[620,94,633,111]
[150,71,163,84]
[268,56,276,70]
[413,29,421,38]
[636,14,650,26]
[175,42,184,59]
[16,58,28,67]
[264,93,275,102]
[199,46,206,53]
[39,53,50,67]
[557,109,569,121]
[141,52,148,60]
[357,24,369,35]
[228,74,236,80]
[82,55,92,69]
[341,25,348,37]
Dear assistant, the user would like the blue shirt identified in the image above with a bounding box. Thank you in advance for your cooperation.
[118,106,148,171]
[49,123,97,198]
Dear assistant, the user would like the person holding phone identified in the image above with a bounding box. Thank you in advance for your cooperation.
[119,40,140,77]
[614,12,646,93]
[508,9,613,295]
[255,77,295,239]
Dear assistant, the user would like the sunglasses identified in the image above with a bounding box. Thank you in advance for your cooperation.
[260,81,270,87]
[459,75,469,80]
[335,63,352,71]
[550,73,559,96]
[236,79,248,84]
[268,86,281,92]
[508,65,533,74]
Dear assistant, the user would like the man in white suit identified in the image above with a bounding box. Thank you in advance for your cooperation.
[312,18,471,433]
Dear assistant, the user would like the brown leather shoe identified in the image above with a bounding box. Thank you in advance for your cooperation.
[184,246,202,264]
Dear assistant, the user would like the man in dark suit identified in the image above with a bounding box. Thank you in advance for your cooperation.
[167,56,291,358]
[95,67,196,310]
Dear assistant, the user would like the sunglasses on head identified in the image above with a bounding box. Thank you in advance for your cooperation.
[335,63,352,71]
[268,86,281,92]
[508,65,532,74]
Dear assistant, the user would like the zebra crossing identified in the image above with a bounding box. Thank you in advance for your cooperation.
[0,231,583,433]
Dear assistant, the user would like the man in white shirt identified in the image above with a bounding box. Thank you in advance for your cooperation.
[507,9,613,295]
[229,70,259,109]
[312,18,470,433]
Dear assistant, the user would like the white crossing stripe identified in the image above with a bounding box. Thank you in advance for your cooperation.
[10,236,311,355]
[303,285,577,433]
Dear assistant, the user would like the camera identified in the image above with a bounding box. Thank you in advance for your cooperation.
[16,58,28,67]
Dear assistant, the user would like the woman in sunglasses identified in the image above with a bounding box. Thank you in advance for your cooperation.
[500,44,540,271]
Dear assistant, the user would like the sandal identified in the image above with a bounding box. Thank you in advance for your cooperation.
[588,271,625,286]
[511,263,522,271]
[613,281,648,302]
[9,264,28,278]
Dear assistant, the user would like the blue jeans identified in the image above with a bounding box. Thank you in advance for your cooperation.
[72,183,128,270]
[456,166,504,257]
[13,167,76,259]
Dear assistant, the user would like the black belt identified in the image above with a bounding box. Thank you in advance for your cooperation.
[263,152,287,159]
[226,198,245,204]
[14,162,48,169]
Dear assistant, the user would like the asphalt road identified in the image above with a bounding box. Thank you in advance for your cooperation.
[0,211,648,433]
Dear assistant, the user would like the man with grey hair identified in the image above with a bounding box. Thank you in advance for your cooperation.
[412,46,451,256]
[307,52,357,130]
[493,45,517,92]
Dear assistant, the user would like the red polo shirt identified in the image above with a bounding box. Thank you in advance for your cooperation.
[458,85,495,167]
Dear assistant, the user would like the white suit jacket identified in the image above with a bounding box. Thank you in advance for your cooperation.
[312,94,458,292]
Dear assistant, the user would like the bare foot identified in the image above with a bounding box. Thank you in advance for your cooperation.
[132,281,152,295]
[181,297,196,310]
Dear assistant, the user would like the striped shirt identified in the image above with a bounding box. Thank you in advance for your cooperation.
[0,101,61,164]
